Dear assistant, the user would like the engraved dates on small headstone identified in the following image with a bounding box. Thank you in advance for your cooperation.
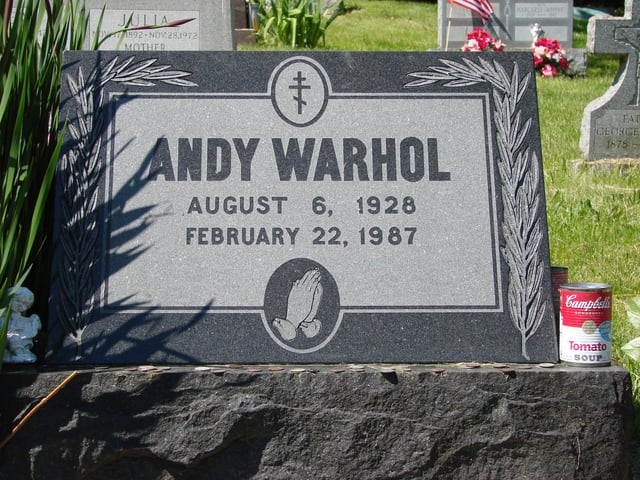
[80,0,236,51]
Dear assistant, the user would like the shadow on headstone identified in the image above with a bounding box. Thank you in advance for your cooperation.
[48,54,212,363]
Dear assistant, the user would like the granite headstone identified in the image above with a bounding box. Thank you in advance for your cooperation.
[80,0,236,51]
[438,0,573,49]
[47,51,558,364]
[581,0,640,160]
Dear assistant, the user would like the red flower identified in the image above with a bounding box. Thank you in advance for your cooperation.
[558,56,569,70]
[461,29,505,52]
[532,37,569,77]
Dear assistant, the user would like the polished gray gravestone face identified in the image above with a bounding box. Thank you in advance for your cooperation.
[438,0,574,49]
[581,0,640,159]
[80,0,236,50]
[47,51,558,364]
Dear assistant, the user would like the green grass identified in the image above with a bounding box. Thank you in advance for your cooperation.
[326,1,438,50]
[534,51,640,390]
[242,0,439,50]
[245,0,640,401]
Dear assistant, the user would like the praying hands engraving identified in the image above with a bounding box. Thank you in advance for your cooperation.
[272,269,323,341]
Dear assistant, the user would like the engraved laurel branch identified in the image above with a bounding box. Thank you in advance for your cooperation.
[57,56,197,359]
[405,57,549,360]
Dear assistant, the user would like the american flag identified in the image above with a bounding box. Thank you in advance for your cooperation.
[448,0,494,21]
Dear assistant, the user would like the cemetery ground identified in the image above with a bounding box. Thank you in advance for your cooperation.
[244,0,640,424]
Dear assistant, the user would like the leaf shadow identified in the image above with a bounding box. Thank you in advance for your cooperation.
[48,52,215,365]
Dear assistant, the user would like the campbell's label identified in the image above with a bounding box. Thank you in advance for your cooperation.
[559,283,612,366]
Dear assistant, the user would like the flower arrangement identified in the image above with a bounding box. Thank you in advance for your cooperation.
[460,28,505,52]
[460,28,569,78]
[532,37,569,77]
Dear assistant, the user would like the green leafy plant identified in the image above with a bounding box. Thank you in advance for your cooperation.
[0,1,200,368]
[256,0,342,48]
[0,0,90,369]
[622,298,640,361]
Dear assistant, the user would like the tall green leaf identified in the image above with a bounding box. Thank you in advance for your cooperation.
[256,0,342,48]
[0,0,89,369]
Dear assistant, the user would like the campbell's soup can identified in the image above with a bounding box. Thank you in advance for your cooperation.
[559,283,612,366]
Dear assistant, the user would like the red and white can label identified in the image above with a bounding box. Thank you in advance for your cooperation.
[559,284,612,366]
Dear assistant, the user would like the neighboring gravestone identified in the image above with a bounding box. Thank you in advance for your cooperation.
[581,0,640,160]
[47,51,558,364]
[80,0,236,50]
[438,0,573,49]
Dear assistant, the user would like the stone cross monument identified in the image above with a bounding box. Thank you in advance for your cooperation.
[580,0,640,160]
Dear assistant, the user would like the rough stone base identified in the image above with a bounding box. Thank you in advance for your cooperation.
[570,157,640,174]
[0,364,633,480]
